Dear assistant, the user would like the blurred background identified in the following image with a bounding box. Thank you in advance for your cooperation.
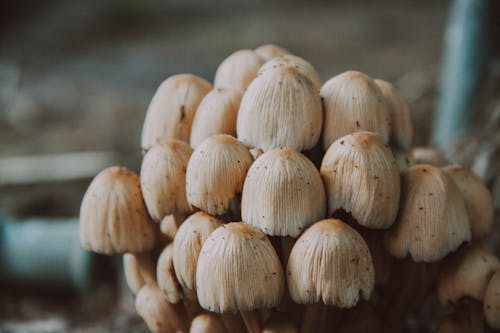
[0,0,499,332]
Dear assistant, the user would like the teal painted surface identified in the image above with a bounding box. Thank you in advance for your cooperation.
[434,0,489,149]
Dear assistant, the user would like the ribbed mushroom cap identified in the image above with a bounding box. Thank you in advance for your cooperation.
[186,135,253,216]
[196,222,284,313]
[262,314,297,333]
[384,164,471,262]
[140,140,193,222]
[156,244,183,304]
[79,166,156,254]
[141,74,212,151]
[213,49,264,91]
[287,218,375,308]
[190,313,228,333]
[443,165,494,239]
[437,244,499,305]
[135,283,188,333]
[190,88,243,148]
[259,54,321,91]
[237,62,323,152]
[374,79,414,150]
[320,71,390,150]
[241,147,326,237]
[484,269,500,329]
[173,212,223,290]
[254,43,290,61]
[410,147,450,166]
[320,131,400,229]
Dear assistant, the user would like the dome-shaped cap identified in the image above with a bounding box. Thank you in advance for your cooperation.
[214,49,264,91]
[156,244,183,304]
[259,54,321,91]
[254,43,290,61]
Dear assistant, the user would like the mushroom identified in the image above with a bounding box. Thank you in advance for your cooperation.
[157,244,183,304]
[320,131,400,229]
[241,147,326,237]
[196,222,284,332]
[410,147,450,166]
[237,60,323,152]
[190,88,243,148]
[140,140,193,222]
[320,70,390,150]
[123,253,156,295]
[186,134,253,217]
[442,164,494,239]
[254,43,290,61]
[141,74,212,151]
[190,313,228,333]
[484,269,500,329]
[213,49,264,91]
[79,166,156,254]
[374,79,414,150]
[159,214,181,244]
[384,164,471,262]
[259,54,321,91]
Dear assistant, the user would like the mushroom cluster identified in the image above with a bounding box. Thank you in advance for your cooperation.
[79,44,499,332]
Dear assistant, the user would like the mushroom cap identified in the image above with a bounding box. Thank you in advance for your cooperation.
[214,49,264,91]
[384,164,471,262]
[442,165,494,239]
[410,147,450,166]
[320,70,390,150]
[254,43,290,61]
[189,313,228,333]
[141,74,212,151]
[484,269,500,329]
[159,214,182,244]
[140,140,193,222]
[241,147,326,237]
[186,134,253,216]
[320,131,400,229]
[156,244,183,304]
[259,54,321,91]
[79,166,156,254]
[287,218,375,308]
[123,253,147,294]
[237,62,323,152]
[190,88,243,148]
[374,79,414,150]
[196,222,284,313]
[173,212,223,290]
[437,244,499,305]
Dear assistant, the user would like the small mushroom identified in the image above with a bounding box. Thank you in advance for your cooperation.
[213,49,264,91]
[156,244,183,304]
[141,74,212,151]
[79,166,156,254]
[484,269,500,329]
[123,253,156,294]
[190,313,228,333]
[259,54,321,91]
[254,43,290,61]
[320,70,390,150]
[384,164,471,262]
[410,146,450,166]
[159,214,181,244]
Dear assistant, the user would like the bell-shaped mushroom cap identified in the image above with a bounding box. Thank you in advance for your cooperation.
[287,218,375,308]
[374,79,414,150]
[384,164,471,262]
[79,166,156,254]
[173,212,223,290]
[484,269,500,329]
[156,244,183,304]
[259,54,321,91]
[135,283,188,333]
[186,135,253,216]
[190,313,228,333]
[320,71,390,150]
[190,88,243,148]
[254,43,290,61]
[437,244,499,305]
[443,165,494,239]
[320,132,400,229]
[241,147,326,237]
[123,253,151,294]
[213,49,264,92]
[237,62,323,152]
[196,222,284,313]
[141,74,212,151]
[140,140,193,222]
[262,314,297,333]
[410,147,450,166]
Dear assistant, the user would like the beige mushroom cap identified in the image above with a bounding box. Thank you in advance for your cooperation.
[320,131,400,229]
[410,147,450,166]
[190,88,243,148]
[241,147,326,237]
[237,62,323,152]
[173,212,223,291]
[437,244,499,305]
[259,54,321,91]
[484,269,500,329]
[123,253,156,295]
[79,166,156,254]
[320,70,390,150]
[443,164,494,239]
[186,134,253,216]
[140,140,193,222]
[196,222,284,313]
[141,74,212,151]
[189,313,228,333]
[214,49,264,91]
[156,244,183,304]
[287,218,375,308]
[384,164,471,262]
[254,43,290,61]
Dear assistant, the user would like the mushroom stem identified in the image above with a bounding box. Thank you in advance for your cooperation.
[241,310,261,333]
[182,287,202,319]
[300,304,321,333]
[280,237,295,265]
[220,313,246,333]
